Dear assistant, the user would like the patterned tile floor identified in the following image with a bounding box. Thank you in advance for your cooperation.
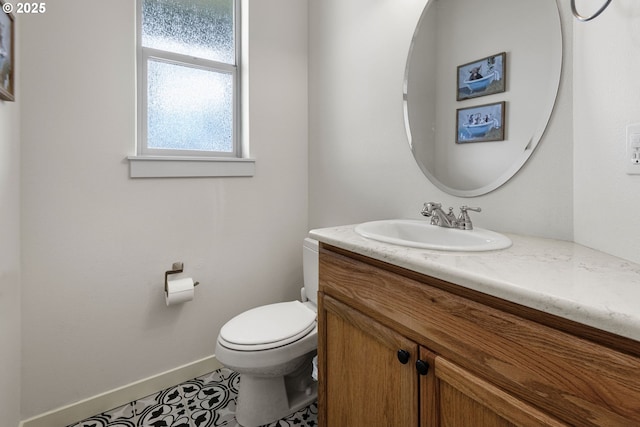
[67,368,317,427]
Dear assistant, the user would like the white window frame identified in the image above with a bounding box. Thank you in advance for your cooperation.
[129,0,254,178]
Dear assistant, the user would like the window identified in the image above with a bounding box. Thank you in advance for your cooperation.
[131,0,254,178]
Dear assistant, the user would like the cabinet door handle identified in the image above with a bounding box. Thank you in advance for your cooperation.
[397,349,410,364]
[416,359,430,375]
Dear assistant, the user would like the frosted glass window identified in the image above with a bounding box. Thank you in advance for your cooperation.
[142,0,234,64]
[147,60,233,152]
[137,0,240,159]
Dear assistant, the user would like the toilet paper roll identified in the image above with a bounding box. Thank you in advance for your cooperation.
[165,277,195,306]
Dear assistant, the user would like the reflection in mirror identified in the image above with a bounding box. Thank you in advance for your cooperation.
[404,0,562,197]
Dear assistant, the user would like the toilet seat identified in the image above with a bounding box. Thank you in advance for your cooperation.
[219,301,317,351]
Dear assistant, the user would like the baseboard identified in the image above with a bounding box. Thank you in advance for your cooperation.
[19,355,222,427]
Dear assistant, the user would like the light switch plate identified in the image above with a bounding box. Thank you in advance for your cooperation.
[626,123,640,175]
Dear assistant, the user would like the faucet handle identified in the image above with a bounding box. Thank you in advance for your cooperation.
[458,206,481,230]
[460,206,481,213]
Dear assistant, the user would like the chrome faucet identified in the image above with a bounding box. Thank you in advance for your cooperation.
[421,202,457,228]
[421,202,481,230]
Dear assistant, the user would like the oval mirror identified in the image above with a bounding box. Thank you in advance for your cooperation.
[403,0,562,197]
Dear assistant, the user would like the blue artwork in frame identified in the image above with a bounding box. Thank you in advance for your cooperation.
[456,101,505,144]
[457,52,506,101]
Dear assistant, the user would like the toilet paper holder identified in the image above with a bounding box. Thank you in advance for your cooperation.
[165,262,200,293]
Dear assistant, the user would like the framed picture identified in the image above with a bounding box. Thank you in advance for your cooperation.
[456,101,505,144]
[0,0,14,102]
[457,52,506,101]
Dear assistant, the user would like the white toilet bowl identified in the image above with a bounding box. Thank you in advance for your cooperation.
[214,238,319,427]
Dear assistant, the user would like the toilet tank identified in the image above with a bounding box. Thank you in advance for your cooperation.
[302,238,319,305]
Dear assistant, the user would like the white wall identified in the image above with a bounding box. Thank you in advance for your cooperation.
[20,0,308,418]
[0,16,21,427]
[309,0,574,240]
[573,1,640,264]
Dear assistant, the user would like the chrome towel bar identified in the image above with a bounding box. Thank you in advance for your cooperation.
[571,0,613,22]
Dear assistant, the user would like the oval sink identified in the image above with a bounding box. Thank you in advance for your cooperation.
[354,219,512,252]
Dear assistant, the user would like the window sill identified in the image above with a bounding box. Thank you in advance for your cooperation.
[128,156,255,178]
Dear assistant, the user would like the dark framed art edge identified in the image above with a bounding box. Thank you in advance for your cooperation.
[0,0,15,102]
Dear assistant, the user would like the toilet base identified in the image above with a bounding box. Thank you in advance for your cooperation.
[235,352,318,427]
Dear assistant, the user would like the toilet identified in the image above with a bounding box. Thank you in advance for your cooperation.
[215,238,319,427]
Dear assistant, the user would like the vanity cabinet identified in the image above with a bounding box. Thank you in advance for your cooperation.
[317,244,640,427]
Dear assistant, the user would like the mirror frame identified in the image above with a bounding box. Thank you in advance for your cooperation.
[403,0,563,197]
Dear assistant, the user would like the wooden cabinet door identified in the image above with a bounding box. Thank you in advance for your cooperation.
[319,294,419,427]
[428,348,567,427]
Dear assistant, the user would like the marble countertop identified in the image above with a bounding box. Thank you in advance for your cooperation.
[309,224,640,342]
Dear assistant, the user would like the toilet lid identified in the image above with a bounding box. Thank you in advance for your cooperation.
[219,301,317,351]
